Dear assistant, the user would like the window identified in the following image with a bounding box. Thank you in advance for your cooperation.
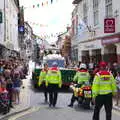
[105,0,112,17]
[93,0,99,26]
[83,3,88,25]
[76,15,78,35]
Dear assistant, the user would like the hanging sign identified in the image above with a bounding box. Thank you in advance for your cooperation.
[104,18,115,33]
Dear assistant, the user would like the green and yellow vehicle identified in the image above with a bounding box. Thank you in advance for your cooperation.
[32,54,76,88]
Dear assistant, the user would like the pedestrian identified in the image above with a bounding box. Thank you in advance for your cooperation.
[13,71,22,104]
[38,63,48,103]
[92,61,117,120]
[68,63,90,107]
[46,62,62,107]
[4,68,14,108]
[0,81,10,114]
[115,71,120,106]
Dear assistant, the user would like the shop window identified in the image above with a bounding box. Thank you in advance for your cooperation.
[83,2,88,25]
[93,0,99,26]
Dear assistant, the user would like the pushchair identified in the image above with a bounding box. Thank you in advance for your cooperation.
[0,90,10,115]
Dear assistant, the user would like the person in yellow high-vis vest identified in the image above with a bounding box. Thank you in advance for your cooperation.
[45,62,62,107]
[68,63,90,107]
[92,61,117,120]
[38,63,48,103]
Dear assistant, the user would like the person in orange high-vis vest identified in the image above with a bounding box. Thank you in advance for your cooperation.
[92,61,117,120]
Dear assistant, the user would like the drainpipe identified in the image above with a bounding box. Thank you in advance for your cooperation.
[4,0,6,42]
[4,0,7,59]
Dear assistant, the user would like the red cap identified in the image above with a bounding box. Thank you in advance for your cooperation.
[99,61,107,67]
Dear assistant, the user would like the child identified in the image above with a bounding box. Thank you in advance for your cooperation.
[0,82,10,115]
[13,72,22,104]
[115,71,120,106]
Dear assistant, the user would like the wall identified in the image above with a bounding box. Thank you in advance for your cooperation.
[0,0,4,45]
[5,0,19,51]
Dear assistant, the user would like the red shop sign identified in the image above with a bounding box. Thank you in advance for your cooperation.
[104,18,115,33]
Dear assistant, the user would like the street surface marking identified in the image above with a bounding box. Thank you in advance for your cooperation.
[8,107,40,120]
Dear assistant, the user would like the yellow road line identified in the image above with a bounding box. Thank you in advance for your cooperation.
[9,107,40,120]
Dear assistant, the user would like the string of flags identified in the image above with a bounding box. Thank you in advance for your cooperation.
[29,21,48,27]
[38,32,64,39]
[23,0,58,9]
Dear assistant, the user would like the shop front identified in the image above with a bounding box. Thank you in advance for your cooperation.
[78,39,102,64]
[102,35,120,63]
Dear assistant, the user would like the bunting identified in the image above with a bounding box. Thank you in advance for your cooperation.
[36,32,64,39]
[29,21,48,27]
[23,0,58,10]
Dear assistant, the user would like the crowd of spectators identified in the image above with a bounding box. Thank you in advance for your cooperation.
[0,58,28,115]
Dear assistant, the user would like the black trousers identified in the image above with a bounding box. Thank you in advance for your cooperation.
[48,84,59,106]
[69,84,82,105]
[93,93,113,120]
[42,83,48,101]
[69,94,78,105]
[7,89,13,107]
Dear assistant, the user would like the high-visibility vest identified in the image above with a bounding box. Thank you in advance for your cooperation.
[45,67,62,88]
[38,69,47,86]
[92,70,117,98]
[73,69,90,84]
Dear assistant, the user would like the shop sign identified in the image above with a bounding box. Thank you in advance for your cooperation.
[104,18,115,33]
[102,37,120,45]
[18,26,24,33]
[79,40,102,50]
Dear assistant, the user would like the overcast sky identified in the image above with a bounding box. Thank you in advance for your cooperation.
[19,0,74,43]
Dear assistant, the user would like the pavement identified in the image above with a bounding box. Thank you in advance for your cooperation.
[113,101,120,111]
[0,76,31,120]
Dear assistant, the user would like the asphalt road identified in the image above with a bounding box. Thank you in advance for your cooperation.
[5,78,120,120]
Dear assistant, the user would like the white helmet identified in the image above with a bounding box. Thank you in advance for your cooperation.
[80,63,87,69]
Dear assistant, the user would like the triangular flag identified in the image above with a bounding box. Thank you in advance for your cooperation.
[33,5,35,8]
[37,4,40,8]
[51,0,53,4]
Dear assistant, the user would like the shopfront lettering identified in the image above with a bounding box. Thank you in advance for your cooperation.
[102,37,120,45]
[84,44,95,49]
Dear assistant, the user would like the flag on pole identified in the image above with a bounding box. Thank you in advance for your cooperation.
[77,18,87,37]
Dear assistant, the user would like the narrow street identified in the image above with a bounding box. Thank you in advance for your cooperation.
[4,77,120,120]
[1,0,120,120]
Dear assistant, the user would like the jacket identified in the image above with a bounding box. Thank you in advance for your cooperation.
[45,67,62,88]
[38,69,48,86]
[92,70,117,98]
[73,69,90,84]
